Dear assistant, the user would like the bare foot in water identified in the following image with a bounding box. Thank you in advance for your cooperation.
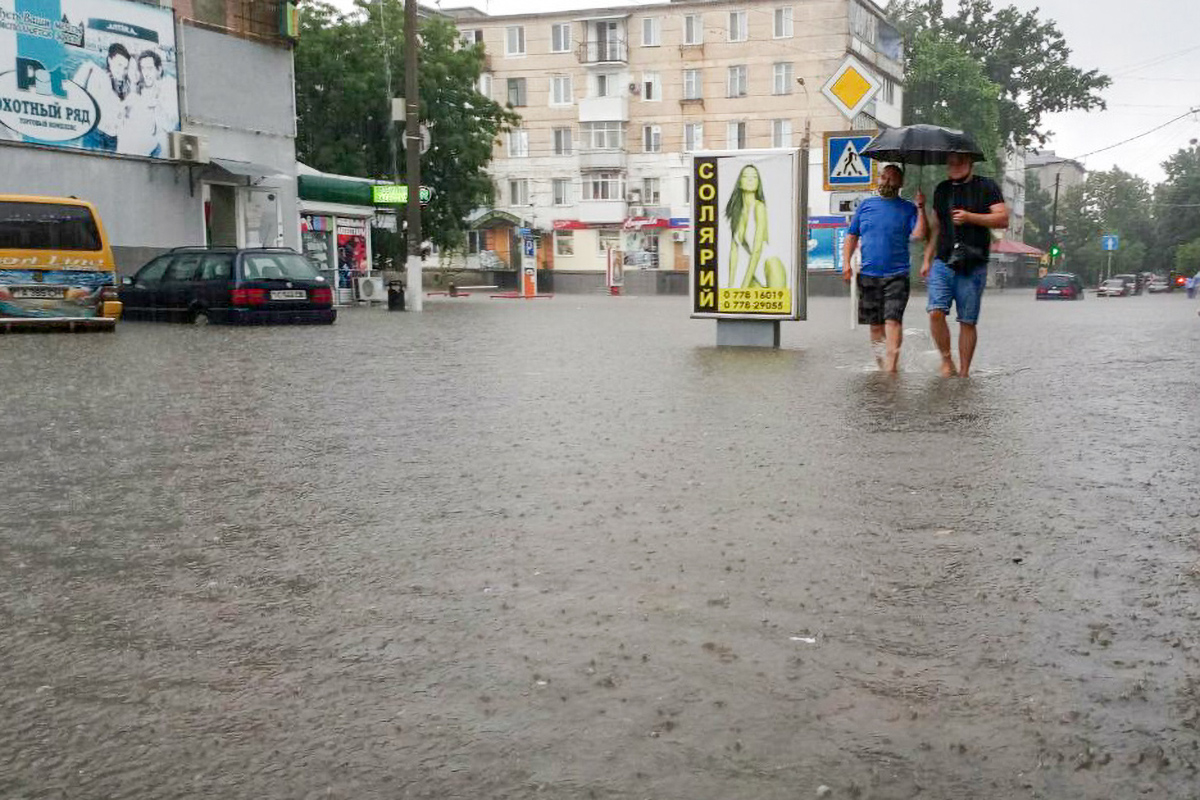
[940,356,958,377]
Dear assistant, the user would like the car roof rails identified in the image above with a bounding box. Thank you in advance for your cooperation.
[167,245,239,253]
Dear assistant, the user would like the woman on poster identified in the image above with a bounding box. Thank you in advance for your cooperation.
[725,165,787,290]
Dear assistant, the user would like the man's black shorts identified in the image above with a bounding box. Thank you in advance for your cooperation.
[857,273,910,325]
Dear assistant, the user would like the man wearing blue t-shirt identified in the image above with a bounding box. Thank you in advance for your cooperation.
[842,165,928,372]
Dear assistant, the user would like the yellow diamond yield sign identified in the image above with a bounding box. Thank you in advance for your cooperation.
[821,55,882,122]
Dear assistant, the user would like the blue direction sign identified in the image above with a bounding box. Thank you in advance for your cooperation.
[1102,234,1119,251]
[824,131,877,192]
[523,237,536,258]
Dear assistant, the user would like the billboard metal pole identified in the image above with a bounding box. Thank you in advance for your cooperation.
[799,120,810,322]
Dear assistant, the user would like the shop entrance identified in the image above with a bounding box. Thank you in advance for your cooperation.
[206,184,237,246]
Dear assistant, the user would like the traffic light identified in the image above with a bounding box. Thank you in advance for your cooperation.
[1049,244,1062,260]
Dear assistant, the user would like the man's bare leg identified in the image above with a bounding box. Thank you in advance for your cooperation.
[869,323,886,369]
[928,310,957,376]
[883,319,903,373]
[958,322,978,377]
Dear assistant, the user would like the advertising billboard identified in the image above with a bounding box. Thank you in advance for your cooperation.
[808,215,850,272]
[691,149,802,320]
[0,0,179,157]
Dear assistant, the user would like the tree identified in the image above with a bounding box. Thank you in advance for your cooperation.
[294,1,518,252]
[1154,143,1200,271]
[1175,238,1200,277]
[888,0,1110,150]
[901,28,1002,197]
[1053,169,1156,282]
[1023,173,1054,252]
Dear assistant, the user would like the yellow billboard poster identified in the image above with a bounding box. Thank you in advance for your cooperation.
[691,150,802,320]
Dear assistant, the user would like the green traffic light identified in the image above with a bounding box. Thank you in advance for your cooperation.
[1050,245,1061,258]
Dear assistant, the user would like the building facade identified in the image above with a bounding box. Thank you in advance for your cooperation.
[449,0,904,283]
[0,0,300,271]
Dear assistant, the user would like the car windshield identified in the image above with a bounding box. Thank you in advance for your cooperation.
[1103,279,1124,287]
[1043,276,1071,287]
[241,253,321,281]
[0,201,102,251]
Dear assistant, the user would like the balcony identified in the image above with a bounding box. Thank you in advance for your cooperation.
[579,150,627,170]
[578,39,628,64]
[579,96,628,123]
[577,200,627,224]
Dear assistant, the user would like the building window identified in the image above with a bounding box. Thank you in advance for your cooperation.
[774,7,794,38]
[461,29,484,47]
[556,231,574,256]
[583,172,625,201]
[684,14,704,45]
[850,2,878,46]
[727,121,747,150]
[881,77,896,104]
[466,230,483,254]
[506,25,526,56]
[727,65,748,98]
[642,17,661,47]
[507,77,527,106]
[642,72,661,101]
[193,0,227,26]
[553,127,574,155]
[596,73,617,97]
[551,75,573,105]
[773,62,794,95]
[771,119,792,148]
[507,129,529,157]
[509,179,529,205]
[683,69,702,100]
[553,178,572,206]
[683,174,692,201]
[478,73,493,98]
[583,121,624,150]
[728,10,748,42]
[642,177,661,205]
[598,228,621,252]
[684,122,703,152]
[642,125,662,153]
[551,23,571,53]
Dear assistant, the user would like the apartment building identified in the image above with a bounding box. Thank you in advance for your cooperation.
[0,0,301,270]
[449,0,903,281]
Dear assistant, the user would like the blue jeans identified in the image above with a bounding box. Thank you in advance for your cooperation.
[926,259,987,324]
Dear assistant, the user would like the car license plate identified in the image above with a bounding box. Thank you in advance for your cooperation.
[270,289,307,301]
[11,286,66,299]
[1048,289,1060,295]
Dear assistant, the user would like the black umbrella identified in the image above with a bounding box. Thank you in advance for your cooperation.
[860,124,986,166]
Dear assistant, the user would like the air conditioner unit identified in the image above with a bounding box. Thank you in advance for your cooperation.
[629,82,640,95]
[627,189,642,203]
[355,275,386,303]
[672,230,688,243]
[169,131,208,163]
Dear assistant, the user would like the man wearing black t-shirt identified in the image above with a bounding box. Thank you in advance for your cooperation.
[920,152,1009,377]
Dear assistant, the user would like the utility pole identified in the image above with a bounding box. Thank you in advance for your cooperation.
[404,0,423,311]
[1049,172,1060,270]
[377,0,400,270]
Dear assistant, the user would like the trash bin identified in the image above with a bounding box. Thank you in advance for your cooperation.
[387,281,406,311]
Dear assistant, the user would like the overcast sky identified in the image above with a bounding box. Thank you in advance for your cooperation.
[331,0,1200,185]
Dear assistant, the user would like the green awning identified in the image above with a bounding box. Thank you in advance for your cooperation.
[298,174,376,206]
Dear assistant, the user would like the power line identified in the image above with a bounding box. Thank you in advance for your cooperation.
[1070,107,1199,160]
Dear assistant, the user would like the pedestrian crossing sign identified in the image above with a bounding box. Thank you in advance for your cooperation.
[824,131,878,192]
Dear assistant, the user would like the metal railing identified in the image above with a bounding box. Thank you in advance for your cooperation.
[578,40,628,63]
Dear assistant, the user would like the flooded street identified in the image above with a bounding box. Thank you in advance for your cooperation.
[2,290,1199,799]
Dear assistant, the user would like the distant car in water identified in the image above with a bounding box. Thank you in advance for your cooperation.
[1035,272,1085,300]
[1112,273,1140,295]
[1147,276,1171,293]
[1098,278,1128,297]
[119,247,336,325]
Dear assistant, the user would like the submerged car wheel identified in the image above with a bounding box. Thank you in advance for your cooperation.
[191,308,210,326]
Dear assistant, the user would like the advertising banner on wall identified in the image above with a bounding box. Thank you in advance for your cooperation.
[336,218,367,288]
[807,215,850,272]
[691,149,802,320]
[0,0,179,157]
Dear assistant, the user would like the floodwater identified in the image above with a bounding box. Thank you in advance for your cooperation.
[2,290,1198,799]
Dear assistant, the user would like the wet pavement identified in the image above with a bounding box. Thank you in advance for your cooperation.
[2,289,1199,799]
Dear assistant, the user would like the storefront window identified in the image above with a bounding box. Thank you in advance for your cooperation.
[556,231,574,256]
[335,218,368,289]
[302,215,334,285]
